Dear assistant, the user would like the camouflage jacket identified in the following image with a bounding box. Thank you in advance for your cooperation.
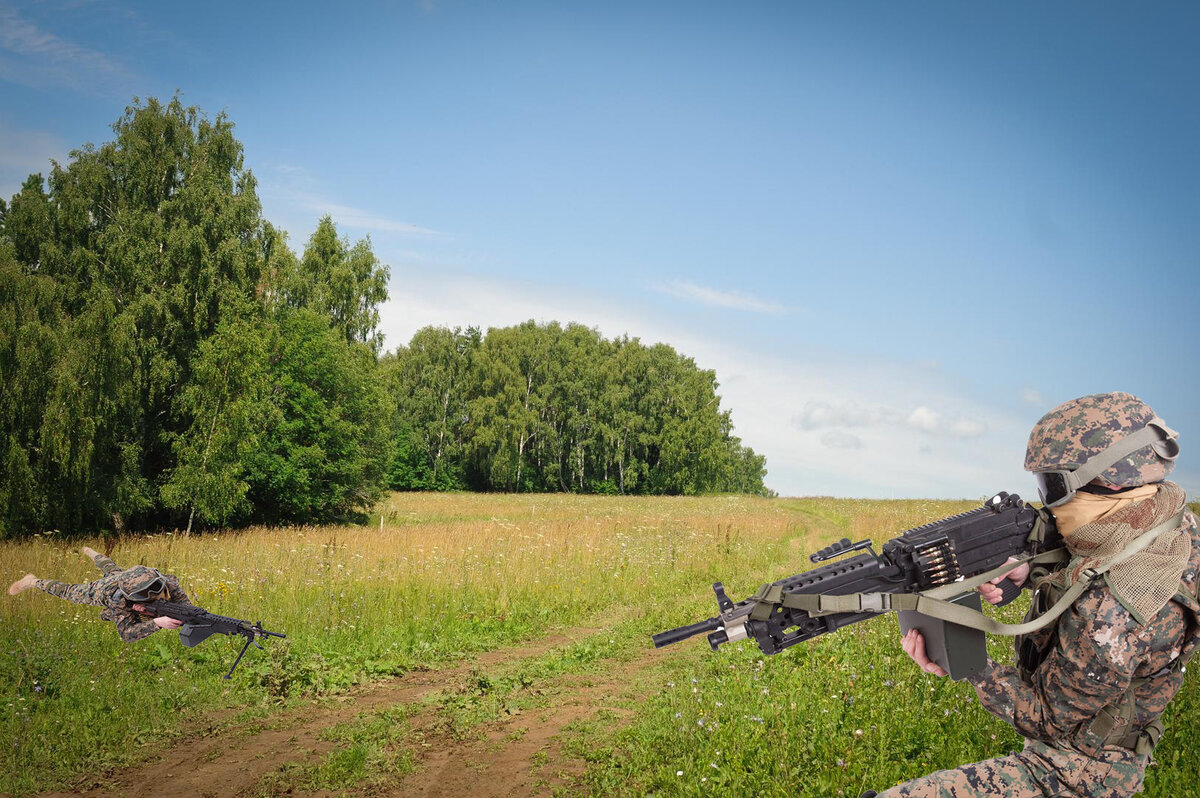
[966,510,1200,756]
[36,556,193,643]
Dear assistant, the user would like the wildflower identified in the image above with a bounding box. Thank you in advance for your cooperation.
[676,771,683,777]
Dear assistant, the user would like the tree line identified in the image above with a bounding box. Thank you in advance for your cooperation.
[0,97,768,539]
[383,323,767,495]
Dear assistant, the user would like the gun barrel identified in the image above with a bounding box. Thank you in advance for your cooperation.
[652,617,723,648]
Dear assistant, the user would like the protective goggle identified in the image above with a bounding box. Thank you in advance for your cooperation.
[121,574,168,602]
[1032,418,1179,508]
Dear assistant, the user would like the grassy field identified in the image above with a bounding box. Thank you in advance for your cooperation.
[2,493,1198,796]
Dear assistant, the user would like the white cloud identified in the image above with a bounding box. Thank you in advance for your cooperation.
[655,279,786,315]
[375,265,1040,499]
[792,400,898,430]
[792,401,840,430]
[820,431,863,449]
[257,165,443,240]
[948,418,987,438]
[304,199,444,237]
[907,406,940,432]
[0,6,134,95]
[794,399,985,440]
[1021,387,1043,404]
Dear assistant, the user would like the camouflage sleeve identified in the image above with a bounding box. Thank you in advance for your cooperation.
[164,574,194,606]
[965,589,1143,742]
[36,579,112,607]
[92,555,122,577]
[113,609,160,643]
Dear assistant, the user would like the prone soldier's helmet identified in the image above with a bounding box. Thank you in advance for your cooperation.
[1024,391,1180,508]
[115,566,169,603]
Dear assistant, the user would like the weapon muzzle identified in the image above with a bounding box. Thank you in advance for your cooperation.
[652,618,722,648]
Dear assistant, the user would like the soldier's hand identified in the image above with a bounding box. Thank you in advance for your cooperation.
[132,603,183,629]
[977,557,1030,606]
[901,629,947,677]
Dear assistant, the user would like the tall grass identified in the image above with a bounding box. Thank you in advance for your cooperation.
[1,493,803,793]
[2,495,1197,795]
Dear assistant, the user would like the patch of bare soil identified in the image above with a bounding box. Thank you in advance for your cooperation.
[381,646,660,797]
[41,628,662,798]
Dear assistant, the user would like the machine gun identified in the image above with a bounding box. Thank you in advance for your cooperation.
[652,492,1063,679]
[140,599,286,679]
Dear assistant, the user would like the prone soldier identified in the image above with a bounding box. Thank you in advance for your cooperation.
[9,547,193,642]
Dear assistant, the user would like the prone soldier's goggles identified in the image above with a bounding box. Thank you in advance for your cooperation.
[117,571,169,602]
[1033,418,1179,508]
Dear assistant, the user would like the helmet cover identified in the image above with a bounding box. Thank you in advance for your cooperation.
[1024,392,1176,489]
[116,566,168,601]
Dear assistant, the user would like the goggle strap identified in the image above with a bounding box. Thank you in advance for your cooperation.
[1066,418,1179,493]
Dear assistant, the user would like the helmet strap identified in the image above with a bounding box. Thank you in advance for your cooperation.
[1064,418,1179,495]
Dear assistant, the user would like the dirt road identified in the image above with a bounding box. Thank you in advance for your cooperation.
[44,628,661,798]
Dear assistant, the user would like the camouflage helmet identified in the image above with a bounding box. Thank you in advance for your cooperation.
[116,566,169,602]
[1025,392,1179,506]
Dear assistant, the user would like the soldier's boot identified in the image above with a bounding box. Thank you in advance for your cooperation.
[859,792,878,798]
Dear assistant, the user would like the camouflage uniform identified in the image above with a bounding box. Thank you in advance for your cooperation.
[878,509,1200,798]
[35,556,193,643]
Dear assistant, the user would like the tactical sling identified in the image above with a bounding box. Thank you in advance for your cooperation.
[749,509,1186,640]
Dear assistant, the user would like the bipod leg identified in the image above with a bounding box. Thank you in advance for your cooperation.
[224,635,254,680]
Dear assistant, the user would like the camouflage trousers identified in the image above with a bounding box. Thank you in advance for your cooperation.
[876,740,1147,797]
[35,554,122,607]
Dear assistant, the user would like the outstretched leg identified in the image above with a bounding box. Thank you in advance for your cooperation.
[8,574,37,595]
[82,547,121,576]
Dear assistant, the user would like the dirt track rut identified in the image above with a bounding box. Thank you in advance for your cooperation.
[43,627,660,798]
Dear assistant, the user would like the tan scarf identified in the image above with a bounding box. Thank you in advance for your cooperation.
[1055,481,1190,625]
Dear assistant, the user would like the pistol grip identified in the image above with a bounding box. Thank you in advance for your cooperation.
[993,577,1023,606]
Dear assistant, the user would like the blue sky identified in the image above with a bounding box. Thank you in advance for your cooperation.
[2,1,1198,500]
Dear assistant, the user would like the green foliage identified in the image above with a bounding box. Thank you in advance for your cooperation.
[280,215,390,353]
[160,313,273,529]
[1,94,766,538]
[380,325,479,491]
[243,307,389,523]
[383,321,769,496]
[0,97,392,536]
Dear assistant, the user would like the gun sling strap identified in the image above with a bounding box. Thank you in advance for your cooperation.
[748,509,1187,639]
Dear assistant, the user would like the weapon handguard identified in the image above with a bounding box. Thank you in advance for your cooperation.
[142,599,286,678]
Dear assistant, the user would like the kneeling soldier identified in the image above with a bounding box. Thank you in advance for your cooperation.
[867,392,1199,798]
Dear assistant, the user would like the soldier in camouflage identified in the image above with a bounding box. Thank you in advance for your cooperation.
[8,547,193,642]
[865,392,1199,798]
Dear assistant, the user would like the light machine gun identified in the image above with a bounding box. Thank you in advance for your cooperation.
[141,599,287,679]
[652,493,1062,680]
